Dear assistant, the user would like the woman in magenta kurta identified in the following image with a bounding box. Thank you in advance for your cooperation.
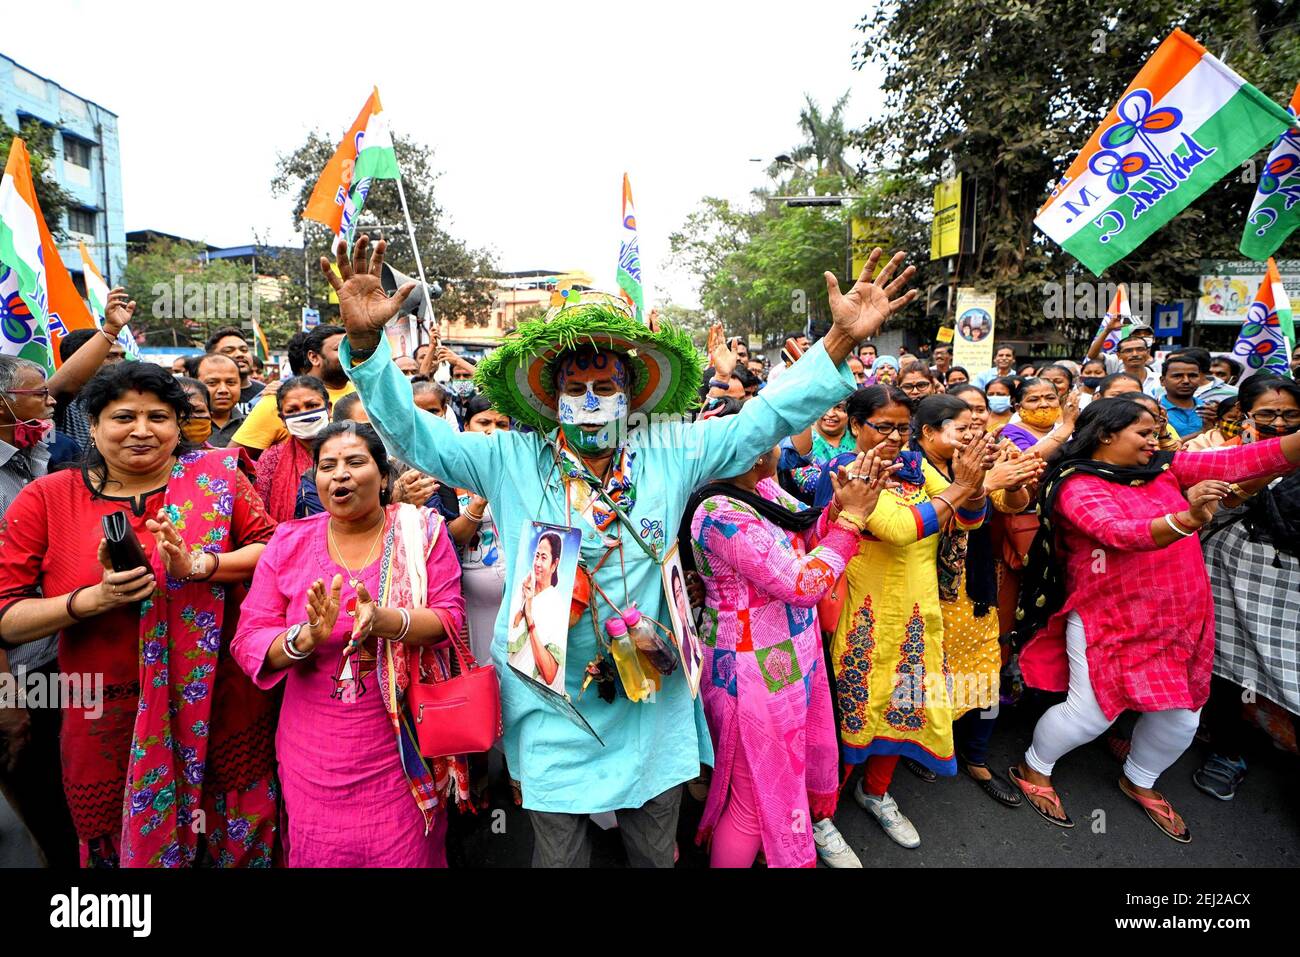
[232,424,466,867]
[1009,397,1299,842]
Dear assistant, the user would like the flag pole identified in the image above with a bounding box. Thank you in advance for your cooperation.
[393,175,432,357]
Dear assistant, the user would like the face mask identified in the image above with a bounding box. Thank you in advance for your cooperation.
[988,395,1011,413]
[284,407,330,440]
[1081,376,1103,390]
[1253,420,1300,438]
[2,395,52,449]
[558,387,628,452]
[1219,421,1243,439]
[181,418,213,444]
[1020,405,1061,429]
[448,380,477,398]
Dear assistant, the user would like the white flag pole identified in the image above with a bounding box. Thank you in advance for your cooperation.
[393,175,433,357]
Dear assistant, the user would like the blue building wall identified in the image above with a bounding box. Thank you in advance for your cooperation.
[0,53,125,287]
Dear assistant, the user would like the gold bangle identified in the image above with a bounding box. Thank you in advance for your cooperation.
[836,511,868,532]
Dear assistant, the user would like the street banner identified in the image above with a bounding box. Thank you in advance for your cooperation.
[0,138,95,375]
[1035,29,1294,275]
[303,88,401,250]
[1240,81,1300,261]
[1232,257,1294,379]
[953,287,996,374]
[79,241,139,360]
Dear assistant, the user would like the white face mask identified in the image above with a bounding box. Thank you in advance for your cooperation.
[557,384,628,427]
[284,407,330,440]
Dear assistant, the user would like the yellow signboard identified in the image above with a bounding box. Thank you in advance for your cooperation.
[851,216,890,279]
[930,174,962,261]
[936,326,955,344]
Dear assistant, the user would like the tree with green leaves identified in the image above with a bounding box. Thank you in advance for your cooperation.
[1,121,73,236]
[853,0,1300,345]
[123,238,255,348]
[272,130,497,328]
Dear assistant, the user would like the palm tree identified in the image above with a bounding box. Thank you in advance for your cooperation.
[789,91,854,178]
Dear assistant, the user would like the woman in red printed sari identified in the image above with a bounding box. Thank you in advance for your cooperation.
[0,361,278,867]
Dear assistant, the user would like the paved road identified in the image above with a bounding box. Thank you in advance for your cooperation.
[449,697,1299,868]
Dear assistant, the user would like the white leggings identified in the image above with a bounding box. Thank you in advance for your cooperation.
[1024,612,1200,789]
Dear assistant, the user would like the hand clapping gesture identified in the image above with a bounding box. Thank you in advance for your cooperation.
[829,449,903,525]
[952,431,993,492]
[301,574,344,654]
[146,509,209,581]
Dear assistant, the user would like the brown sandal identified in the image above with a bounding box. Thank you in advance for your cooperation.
[1118,778,1191,844]
[1008,766,1073,828]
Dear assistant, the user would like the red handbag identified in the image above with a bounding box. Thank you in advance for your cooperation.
[408,631,502,759]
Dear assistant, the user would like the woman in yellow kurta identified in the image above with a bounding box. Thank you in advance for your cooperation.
[916,393,1042,808]
[814,385,991,848]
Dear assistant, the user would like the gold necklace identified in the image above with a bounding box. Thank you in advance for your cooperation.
[327,515,385,617]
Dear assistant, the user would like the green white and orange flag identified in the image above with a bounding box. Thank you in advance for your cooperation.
[617,173,645,322]
[303,88,401,250]
[1231,257,1294,378]
[0,137,95,375]
[1036,29,1295,276]
[1240,81,1300,261]
[1098,282,1134,355]
[78,240,139,361]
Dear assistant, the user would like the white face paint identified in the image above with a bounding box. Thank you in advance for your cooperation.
[558,384,628,426]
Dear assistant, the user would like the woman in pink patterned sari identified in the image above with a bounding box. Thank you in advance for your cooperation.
[233,423,466,867]
[682,437,892,869]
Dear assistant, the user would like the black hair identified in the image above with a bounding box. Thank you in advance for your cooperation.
[1059,397,1154,460]
[176,376,211,412]
[845,384,911,424]
[947,382,985,404]
[303,324,346,366]
[79,361,198,491]
[332,393,365,423]
[1038,364,1076,388]
[284,330,311,377]
[204,326,247,353]
[1163,351,1207,376]
[1215,396,1240,419]
[995,345,1016,357]
[985,375,1017,396]
[311,422,395,506]
[1012,376,1055,405]
[1210,355,1243,383]
[733,366,759,390]
[945,365,969,382]
[276,375,330,414]
[536,531,563,587]
[899,359,935,381]
[1116,333,1149,351]
[182,354,203,378]
[251,355,265,372]
[58,328,99,363]
[1238,374,1300,414]
[1096,371,1143,397]
[910,394,971,452]
[1081,357,1108,373]
[462,395,496,420]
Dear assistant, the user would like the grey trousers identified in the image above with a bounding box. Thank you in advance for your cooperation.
[528,785,682,868]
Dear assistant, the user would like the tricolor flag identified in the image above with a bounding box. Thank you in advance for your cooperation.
[0,138,95,375]
[303,89,401,250]
[1231,258,1294,379]
[1036,30,1295,276]
[1240,81,1300,261]
[249,315,271,362]
[78,241,139,361]
[1097,282,1134,354]
[617,173,645,322]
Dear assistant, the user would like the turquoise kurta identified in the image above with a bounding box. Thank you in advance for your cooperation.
[344,335,856,813]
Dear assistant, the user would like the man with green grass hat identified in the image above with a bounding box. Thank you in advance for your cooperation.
[324,234,917,867]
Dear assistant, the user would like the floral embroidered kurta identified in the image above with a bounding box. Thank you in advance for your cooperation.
[690,478,859,869]
[1019,439,1293,719]
[816,454,987,775]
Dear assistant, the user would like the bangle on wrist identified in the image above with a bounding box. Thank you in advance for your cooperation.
[836,511,868,532]
[100,328,119,346]
[465,508,485,524]
[392,608,413,642]
[1164,513,1196,537]
[66,586,91,622]
[284,624,312,661]
[195,552,219,582]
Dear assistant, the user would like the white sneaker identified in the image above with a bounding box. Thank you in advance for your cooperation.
[854,782,921,849]
[812,818,862,868]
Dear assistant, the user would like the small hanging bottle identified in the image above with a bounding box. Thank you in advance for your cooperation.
[622,606,677,676]
[605,616,656,702]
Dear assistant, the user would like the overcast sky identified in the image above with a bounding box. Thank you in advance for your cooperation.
[9,0,882,307]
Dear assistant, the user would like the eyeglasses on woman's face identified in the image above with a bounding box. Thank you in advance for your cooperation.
[863,421,909,437]
[1249,410,1300,426]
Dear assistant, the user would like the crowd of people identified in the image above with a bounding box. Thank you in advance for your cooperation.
[0,238,1296,868]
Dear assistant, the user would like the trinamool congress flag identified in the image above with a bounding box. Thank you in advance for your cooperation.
[1098,282,1134,354]
[617,173,645,322]
[1035,29,1295,276]
[1232,258,1294,379]
[1240,81,1300,261]
[78,241,139,361]
[303,89,401,250]
[0,138,95,375]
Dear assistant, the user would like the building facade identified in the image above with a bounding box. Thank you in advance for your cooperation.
[0,53,125,286]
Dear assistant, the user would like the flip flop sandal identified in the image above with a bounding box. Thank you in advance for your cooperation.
[903,757,937,783]
[1118,778,1191,844]
[963,763,1023,809]
[1007,766,1074,828]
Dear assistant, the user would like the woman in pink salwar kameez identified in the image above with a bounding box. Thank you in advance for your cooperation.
[683,440,892,869]
[233,424,466,867]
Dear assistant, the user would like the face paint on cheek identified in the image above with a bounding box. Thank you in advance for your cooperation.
[558,387,628,426]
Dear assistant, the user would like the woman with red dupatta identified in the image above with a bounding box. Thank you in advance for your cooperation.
[0,361,279,867]
[253,375,332,522]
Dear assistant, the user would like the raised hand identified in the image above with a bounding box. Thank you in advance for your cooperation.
[824,248,918,343]
[103,287,136,336]
[1186,480,1231,527]
[393,470,440,506]
[319,235,416,351]
[706,322,739,380]
[953,431,992,490]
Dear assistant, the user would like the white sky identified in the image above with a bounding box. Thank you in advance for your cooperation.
[8,0,882,307]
